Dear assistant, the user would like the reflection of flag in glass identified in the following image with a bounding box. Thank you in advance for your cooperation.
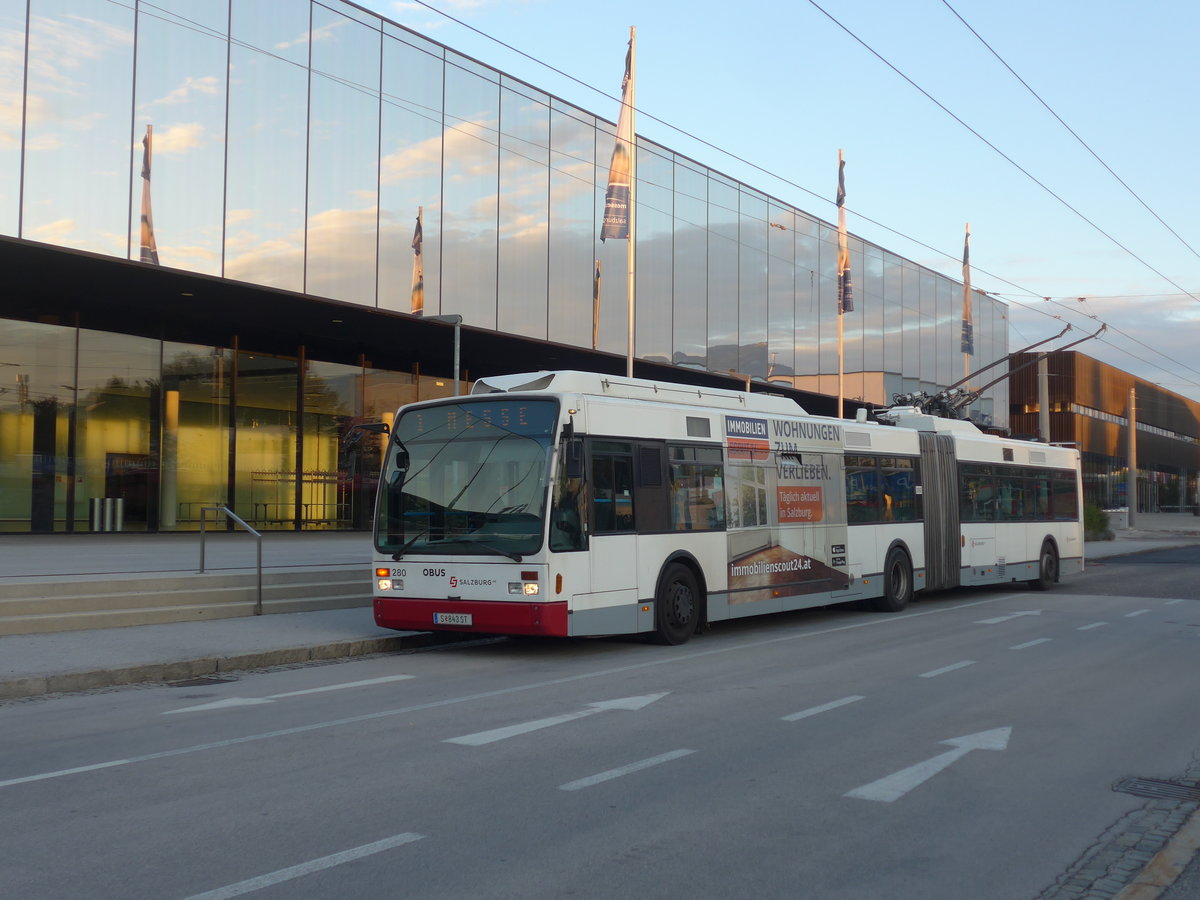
[600,40,633,242]
[836,152,853,313]
[139,124,160,265]
[961,225,974,354]
[410,207,424,316]
[592,259,601,349]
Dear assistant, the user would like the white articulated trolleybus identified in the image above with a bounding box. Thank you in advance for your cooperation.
[369,371,1083,645]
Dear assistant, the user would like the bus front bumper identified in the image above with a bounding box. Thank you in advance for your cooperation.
[374,597,569,637]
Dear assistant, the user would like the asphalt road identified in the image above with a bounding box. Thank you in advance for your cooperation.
[2,550,1198,900]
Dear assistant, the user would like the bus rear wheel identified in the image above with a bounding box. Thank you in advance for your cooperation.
[873,547,913,612]
[1029,541,1058,590]
[653,563,699,645]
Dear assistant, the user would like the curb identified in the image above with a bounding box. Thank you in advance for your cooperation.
[0,630,453,701]
[1115,805,1200,900]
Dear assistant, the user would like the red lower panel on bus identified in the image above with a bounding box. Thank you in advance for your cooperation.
[374,597,569,637]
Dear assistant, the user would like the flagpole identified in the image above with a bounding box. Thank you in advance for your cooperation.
[625,26,637,379]
[962,222,971,384]
[836,149,849,418]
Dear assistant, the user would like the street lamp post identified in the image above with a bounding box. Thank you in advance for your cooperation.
[428,314,462,396]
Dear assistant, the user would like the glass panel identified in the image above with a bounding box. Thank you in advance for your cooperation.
[497,81,549,338]
[225,0,310,291]
[380,31,443,316]
[901,262,920,394]
[0,2,26,235]
[863,246,884,403]
[547,99,596,348]
[919,270,936,389]
[767,203,795,386]
[22,0,134,256]
[235,350,298,530]
[672,159,707,368]
[0,319,75,532]
[937,276,954,387]
[794,216,819,380]
[882,252,903,379]
[161,341,231,530]
[593,115,624,354]
[150,0,230,35]
[75,330,160,532]
[441,57,499,327]
[816,222,838,384]
[306,4,380,305]
[303,359,367,529]
[738,189,767,379]
[635,141,673,364]
[132,1,228,274]
[707,175,738,374]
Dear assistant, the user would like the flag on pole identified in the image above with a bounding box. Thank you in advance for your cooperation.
[410,207,424,316]
[961,224,974,355]
[600,38,634,242]
[139,124,160,265]
[836,150,853,314]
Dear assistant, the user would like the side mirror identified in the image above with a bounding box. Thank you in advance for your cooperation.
[354,422,390,435]
[565,439,583,480]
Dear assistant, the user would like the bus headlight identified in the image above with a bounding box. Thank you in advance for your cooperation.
[509,582,540,595]
[377,578,392,592]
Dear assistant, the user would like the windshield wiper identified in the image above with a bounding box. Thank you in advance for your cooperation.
[468,540,523,562]
[391,528,428,561]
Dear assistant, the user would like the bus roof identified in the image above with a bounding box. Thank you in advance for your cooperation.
[470,370,808,416]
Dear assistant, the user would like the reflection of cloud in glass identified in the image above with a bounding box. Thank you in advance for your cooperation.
[145,75,220,108]
[28,14,131,94]
[382,119,499,185]
[142,123,208,155]
[30,218,75,242]
[274,17,344,52]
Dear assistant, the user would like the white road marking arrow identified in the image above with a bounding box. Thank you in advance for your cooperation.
[975,610,1042,625]
[164,675,415,714]
[845,727,1012,803]
[445,692,670,746]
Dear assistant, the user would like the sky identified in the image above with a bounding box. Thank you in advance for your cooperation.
[365,0,1200,403]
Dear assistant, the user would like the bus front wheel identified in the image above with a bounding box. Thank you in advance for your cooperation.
[873,547,913,612]
[1029,542,1058,591]
[653,563,699,645]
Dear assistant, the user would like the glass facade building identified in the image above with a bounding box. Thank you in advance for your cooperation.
[0,0,1008,533]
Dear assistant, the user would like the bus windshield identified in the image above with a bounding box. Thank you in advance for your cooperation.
[375,398,559,560]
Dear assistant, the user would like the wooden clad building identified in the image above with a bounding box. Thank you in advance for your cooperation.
[1008,351,1200,512]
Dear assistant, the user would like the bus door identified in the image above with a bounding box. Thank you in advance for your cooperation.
[585,440,639,612]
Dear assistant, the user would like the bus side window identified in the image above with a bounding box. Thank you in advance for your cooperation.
[591,442,636,533]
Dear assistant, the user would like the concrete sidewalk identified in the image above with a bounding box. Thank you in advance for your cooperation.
[1,513,1197,701]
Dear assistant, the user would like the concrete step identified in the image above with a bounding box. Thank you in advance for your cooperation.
[0,567,371,635]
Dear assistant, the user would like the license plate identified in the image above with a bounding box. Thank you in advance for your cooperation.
[433,612,472,626]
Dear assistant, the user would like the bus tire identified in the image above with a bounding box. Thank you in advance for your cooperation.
[1029,541,1058,591]
[873,547,913,612]
[652,562,700,645]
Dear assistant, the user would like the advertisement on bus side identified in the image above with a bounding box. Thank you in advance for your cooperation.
[723,415,850,604]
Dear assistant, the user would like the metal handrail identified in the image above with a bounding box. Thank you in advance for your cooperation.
[199,506,264,615]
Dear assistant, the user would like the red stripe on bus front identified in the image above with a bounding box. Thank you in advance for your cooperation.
[374,597,569,637]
